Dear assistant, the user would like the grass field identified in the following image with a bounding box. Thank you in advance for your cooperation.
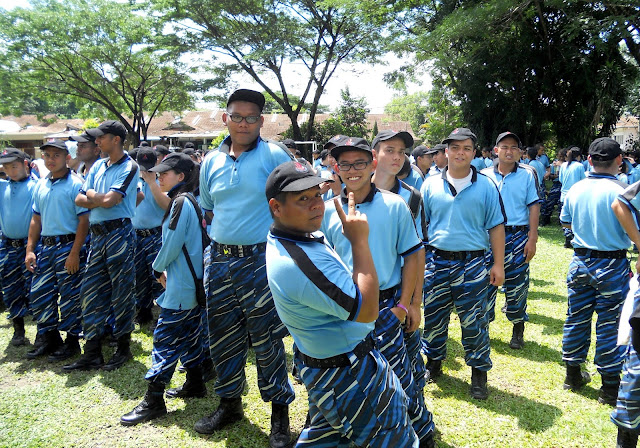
[0,220,628,447]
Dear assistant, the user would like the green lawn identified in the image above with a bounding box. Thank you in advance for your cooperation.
[0,221,627,447]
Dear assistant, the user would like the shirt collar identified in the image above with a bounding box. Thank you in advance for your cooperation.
[340,183,377,204]
[9,176,30,184]
[46,169,71,184]
[493,162,519,175]
[270,224,324,244]
[587,172,617,180]
[219,135,261,155]
[389,178,401,194]
[442,165,478,183]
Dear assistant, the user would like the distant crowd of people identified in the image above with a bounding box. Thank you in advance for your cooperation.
[1,88,640,448]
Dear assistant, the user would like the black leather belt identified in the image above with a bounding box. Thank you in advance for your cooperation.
[297,335,375,369]
[136,227,161,238]
[380,286,398,302]
[434,248,485,260]
[505,225,529,233]
[1,237,26,248]
[90,218,131,236]
[213,241,266,258]
[574,248,627,259]
[42,234,76,246]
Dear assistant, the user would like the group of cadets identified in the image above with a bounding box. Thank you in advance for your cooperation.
[2,87,640,447]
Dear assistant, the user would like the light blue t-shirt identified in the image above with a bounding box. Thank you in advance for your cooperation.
[420,166,506,251]
[560,173,630,251]
[402,165,424,191]
[559,161,586,202]
[537,154,550,169]
[471,157,486,171]
[152,193,203,310]
[199,136,293,245]
[481,164,540,226]
[81,155,140,224]
[32,170,88,236]
[0,176,37,239]
[390,178,426,240]
[266,227,373,359]
[528,159,546,187]
[321,186,422,290]
[133,179,165,230]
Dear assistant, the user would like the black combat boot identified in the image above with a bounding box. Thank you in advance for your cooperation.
[563,363,591,391]
[62,338,104,371]
[10,317,27,346]
[102,333,133,371]
[425,359,442,383]
[509,322,525,350]
[26,330,63,359]
[194,397,244,434]
[120,381,167,426]
[48,333,81,362]
[564,235,573,248]
[134,307,153,326]
[166,363,207,399]
[470,367,488,400]
[269,403,293,448]
[201,356,217,383]
[598,373,621,406]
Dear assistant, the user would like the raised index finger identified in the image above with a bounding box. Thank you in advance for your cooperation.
[347,192,356,215]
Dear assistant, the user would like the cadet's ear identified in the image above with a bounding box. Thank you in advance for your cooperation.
[269,197,281,218]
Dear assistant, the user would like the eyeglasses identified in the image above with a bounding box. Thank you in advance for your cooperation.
[228,114,261,124]
[337,161,371,171]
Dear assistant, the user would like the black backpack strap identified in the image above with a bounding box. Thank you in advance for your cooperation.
[405,182,428,238]
[182,245,199,282]
[179,192,212,248]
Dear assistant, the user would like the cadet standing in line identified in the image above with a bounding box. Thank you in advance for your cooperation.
[71,132,102,179]
[64,120,140,372]
[559,146,586,248]
[0,148,38,346]
[265,160,420,447]
[322,137,435,447]
[412,145,435,179]
[559,137,631,406]
[481,132,540,349]
[24,140,89,361]
[196,89,295,448]
[420,128,505,400]
[428,144,448,176]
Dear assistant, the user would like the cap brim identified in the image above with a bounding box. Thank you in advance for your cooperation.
[71,135,91,143]
[0,156,21,164]
[148,163,173,173]
[442,135,475,144]
[41,144,68,152]
[86,128,105,138]
[330,145,370,159]
[281,176,333,193]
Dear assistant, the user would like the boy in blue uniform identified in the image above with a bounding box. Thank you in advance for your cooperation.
[121,153,207,426]
[481,132,540,349]
[132,147,165,326]
[64,120,140,372]
[322,137,435,446]
[560,137,631,405]
[266,160,420,448]
[196,89,294,448]
[420,127,506,400]
[24,140,89,360]
[559,146,586,248]
[0,148,38,346]
[412,145,434,179]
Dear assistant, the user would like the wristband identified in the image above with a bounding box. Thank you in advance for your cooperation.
[396,303,409,315]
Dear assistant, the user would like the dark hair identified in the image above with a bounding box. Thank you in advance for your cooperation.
[162,164,200,223]
[527,146,537,160]
[591,158,617,170]
[534,143,545,151]
[566,146,582,163]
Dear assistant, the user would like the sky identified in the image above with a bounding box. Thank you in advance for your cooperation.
[1,0,430,113]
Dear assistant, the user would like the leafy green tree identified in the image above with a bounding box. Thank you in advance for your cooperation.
[384,91,429,137]
[151,0,387,141]
[0,0,196,145]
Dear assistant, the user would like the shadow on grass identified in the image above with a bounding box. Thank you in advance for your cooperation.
[431,374,562,432]
[529,290,568,303]
[530,278,554,287]
[527,312,565,335]
[491,339,563,366]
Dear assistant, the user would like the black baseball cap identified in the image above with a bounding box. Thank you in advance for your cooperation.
[227,89,265,112]
[330,137,372,160]
[266,160,332,200]
[140,141,151,147]
[442,128,477,145]
[71,133,96,144]
[154,145,171,157]
[183,148,196,157]
[0,148,29,164]
[495,131,522,147]
[412,145,430,158]
[323,135,349,150]
[372,130,414,150]
[429,143,447,154]
[149,152,194,173]
[41,139,69,153]
[86,120,128,141]
[589,137,622,161]
[136,147,157,171]
[282,139,298,150]
[184,142,195,149]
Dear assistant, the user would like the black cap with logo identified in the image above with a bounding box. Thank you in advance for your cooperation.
[266,160,332,200]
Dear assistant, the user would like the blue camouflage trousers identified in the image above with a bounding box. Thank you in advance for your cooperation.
[0,239,31,319]
[80,225,136,341]
[486,228,530,324]
[404,328,427,398]
[295,345,419,448]
[541,180,561,217]
[134,231,163,309]
[145,306,205,384]
[611,345,640,431]
[29,240,85,336]
[563,255,630,374]
[421,254,492,370]
[204,244,294,404]
[375,293,433,440]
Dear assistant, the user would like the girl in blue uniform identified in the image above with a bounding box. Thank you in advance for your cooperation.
[121,152,206,426]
